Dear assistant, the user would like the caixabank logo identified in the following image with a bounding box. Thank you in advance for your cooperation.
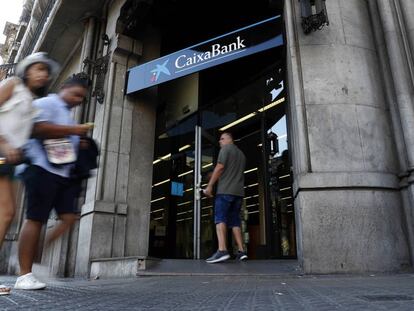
[150,59,171,82]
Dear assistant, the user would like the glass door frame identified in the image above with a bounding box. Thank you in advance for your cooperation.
[193,125,217,259]
[193,125,202,259]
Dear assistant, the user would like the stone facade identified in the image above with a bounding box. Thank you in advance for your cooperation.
[286,0,414,273]
[0,22,18,63]
[1,0,413,276]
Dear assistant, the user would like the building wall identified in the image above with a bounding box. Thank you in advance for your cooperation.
[52,47,82,91]
[286,0,413,273]
[0,22,18,63]
[3,0,414,276]
[377,0,414,264]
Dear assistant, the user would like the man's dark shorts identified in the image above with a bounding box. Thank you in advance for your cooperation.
[214,194,243,228]
[23,165,81,223]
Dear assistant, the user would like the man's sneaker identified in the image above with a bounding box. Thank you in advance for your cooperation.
[236,251,248,261]
[206,250,230,263]
[14,273,46,290]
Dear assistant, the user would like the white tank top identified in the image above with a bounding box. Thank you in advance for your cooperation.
[0,78,37,148]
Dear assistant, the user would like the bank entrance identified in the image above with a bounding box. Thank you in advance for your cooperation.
[122,0,295,260]
[148,47,295,259]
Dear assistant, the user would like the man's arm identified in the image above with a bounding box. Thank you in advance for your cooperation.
[32,122,91,139]
[203,162,225,197]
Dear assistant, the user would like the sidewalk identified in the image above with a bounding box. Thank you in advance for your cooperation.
[1,273,414,310]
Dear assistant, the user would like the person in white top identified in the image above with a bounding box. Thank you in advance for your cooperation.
[0,52,58,296]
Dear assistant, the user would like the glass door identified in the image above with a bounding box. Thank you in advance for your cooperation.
[196,61,296,259]
[193,126,217,259]
[149,120,217,259]
[260,70,296,258]
[149,116,197,259]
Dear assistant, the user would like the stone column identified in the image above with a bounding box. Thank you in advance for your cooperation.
[375,0,414,264]
[123,27,160,256]
[75,32,149,276]
[285,0,410,273]
[399,0,414,64]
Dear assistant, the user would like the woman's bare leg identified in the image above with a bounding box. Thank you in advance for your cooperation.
[0,176,15,294]
[0,176,15,249]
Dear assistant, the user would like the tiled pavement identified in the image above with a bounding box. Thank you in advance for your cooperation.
[1,273,414,310]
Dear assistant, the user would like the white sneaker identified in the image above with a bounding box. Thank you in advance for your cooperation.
[0,284,11,295]
[14,273,46,290]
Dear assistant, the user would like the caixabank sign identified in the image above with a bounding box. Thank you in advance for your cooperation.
[126,16,283,94]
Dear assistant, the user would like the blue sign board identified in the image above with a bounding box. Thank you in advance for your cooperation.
[171,181,184,197]
[126,16,283,94]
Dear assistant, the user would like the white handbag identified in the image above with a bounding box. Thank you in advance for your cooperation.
[42,138,77,165]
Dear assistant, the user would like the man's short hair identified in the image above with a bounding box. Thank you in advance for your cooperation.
[221,131,234,141]
[61,72,90,89]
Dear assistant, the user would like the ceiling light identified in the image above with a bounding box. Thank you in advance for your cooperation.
[150,197,166,203]
[244,167,258,174]
[152,179,170,187]
[258,97,285,112]
[219,112,257,131]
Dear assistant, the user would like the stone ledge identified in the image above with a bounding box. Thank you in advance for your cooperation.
[90,256,160,279]
[81,201,129,216]
[294,171,399,193]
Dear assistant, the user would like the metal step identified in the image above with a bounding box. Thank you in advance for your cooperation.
[136,259,302,276]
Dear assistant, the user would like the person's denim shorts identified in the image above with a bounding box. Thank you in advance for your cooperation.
[214,194,243,227]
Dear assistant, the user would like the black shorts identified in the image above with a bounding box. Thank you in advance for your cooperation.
[23,165,81,223]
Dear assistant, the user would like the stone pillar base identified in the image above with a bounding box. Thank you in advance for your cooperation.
[90,256,160,279]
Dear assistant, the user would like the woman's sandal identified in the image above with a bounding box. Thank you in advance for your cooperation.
[0,284,11,295]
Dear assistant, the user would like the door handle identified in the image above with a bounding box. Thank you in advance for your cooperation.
[195,178,202,200]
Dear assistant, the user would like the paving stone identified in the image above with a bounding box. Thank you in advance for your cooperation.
[1,274,414,310]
